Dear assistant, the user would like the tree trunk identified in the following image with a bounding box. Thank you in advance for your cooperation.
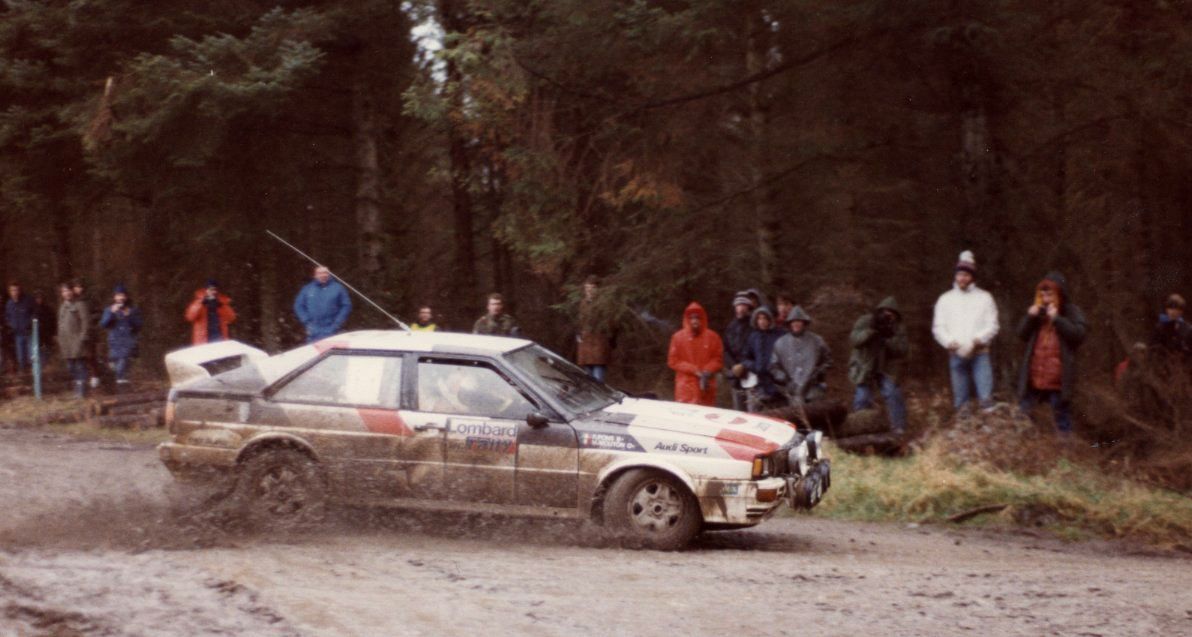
[746,8,780,290]
[353,78,383,286]
[439,0,477,307]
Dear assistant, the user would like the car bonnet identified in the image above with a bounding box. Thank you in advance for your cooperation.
[593,398,798,458]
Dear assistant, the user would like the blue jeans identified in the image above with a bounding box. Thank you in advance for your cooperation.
[111,357,131,382]
[585,365,607,383]
[853,374,907,432]
[67,358,87,395]
[12,333,31,371]
[1019,389,1072,433]
[949,352,993,410]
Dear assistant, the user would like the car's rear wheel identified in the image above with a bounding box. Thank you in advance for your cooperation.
[234,448,326,529]
[604,469,701,550]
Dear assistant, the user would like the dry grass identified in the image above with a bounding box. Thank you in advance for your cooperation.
[0,393,168,444]
[0,393,88,423]
[815,438,1192,550]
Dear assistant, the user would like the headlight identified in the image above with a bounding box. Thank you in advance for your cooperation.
[751,455,774,479]
[807,430,823,460]
[788,443,811,476]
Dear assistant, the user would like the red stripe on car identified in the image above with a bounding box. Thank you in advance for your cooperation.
[715,429,779,461]
[358,409,413,436]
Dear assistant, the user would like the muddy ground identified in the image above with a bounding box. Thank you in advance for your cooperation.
[0,427,1189,636]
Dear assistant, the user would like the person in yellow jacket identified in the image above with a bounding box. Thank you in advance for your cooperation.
[410,305,437,332]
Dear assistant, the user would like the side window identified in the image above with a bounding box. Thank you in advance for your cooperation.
[273,354,402,408]
[417,360,536,420]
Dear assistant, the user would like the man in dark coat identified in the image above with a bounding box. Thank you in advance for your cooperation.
[99,283,144,386]
[723,293,756,410]
[1150,293,1190,359]
[473,293,520,336]
[5,282,36,373]
[741,306,784,412]
[293,266,353,343]
[1016,272,1088,434]
[848,297,909,434]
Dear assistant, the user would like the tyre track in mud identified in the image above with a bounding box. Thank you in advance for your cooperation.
[1,427,1190,636]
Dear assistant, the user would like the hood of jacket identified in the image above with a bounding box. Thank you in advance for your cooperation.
[1035,271,1068,309]
[751,305,776,330]
[875,296,901,319]
[786,305,813,324]
[681,301,709,335]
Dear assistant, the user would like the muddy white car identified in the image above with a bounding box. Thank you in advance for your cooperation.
[159,331,830,549]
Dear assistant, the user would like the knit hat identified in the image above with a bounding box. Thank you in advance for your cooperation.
[113,283,128,295]
[955,250,977,275]
[732,294,755,309]
[1166,293,1186,310]
[205,278,220,289]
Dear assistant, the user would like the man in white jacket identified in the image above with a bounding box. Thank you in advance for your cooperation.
[933,250,999,414]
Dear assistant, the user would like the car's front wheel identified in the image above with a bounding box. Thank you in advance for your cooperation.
[604,469,701,550]
[233,448,327,529]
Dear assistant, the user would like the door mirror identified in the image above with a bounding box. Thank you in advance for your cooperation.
[526,412,550,429]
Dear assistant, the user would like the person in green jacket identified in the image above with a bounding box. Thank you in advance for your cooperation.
[848,296,909,433]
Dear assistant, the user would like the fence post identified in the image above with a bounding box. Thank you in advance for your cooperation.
[32,318,42,400]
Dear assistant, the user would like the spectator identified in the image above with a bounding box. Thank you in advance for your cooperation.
[668,302,723,406]
[410,305,438,332]
[741,306,784,412]
[723,293,756,410]
[70,278,101,388]
[57,284,90,397]
[1016,272,1087,435]
[473,292,520,336]
[293,265,352,343]
[772,306,833,405]
[848,297,909,434]
[185,279,236,345]
[99,283,143,386]
[932,250,1000,415]
[576,276,615,382]
[5,282,36,374]
[774,292,795,330]
[1150,293,1190,358]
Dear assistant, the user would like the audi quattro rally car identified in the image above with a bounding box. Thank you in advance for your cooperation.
[159,330,830,549]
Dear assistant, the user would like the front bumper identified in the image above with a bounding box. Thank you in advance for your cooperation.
[696,476,788,526]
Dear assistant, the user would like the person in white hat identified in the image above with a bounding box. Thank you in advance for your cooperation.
[932,250,1000,414]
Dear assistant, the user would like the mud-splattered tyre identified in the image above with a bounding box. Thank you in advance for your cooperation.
[233,448,327,530]
[604,469,701,550]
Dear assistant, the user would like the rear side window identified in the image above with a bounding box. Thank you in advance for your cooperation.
[416,359,536,420]
[273,354,402,408]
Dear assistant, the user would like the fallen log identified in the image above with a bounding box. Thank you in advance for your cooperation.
[946,504,1009,524]
[832,431,906,455]
[92,413,159,430]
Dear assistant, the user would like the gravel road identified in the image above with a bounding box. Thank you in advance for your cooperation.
[1,427,1189,636]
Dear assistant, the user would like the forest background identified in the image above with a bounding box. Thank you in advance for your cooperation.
[1,1,1189,416]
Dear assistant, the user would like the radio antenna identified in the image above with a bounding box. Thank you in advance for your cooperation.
[267,230,410,331]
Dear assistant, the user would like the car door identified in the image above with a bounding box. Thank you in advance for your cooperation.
[409,356,548,505]
[257,351,443,500]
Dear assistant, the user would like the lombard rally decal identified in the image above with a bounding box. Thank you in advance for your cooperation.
[453,420,517,454]
[580,432,645,453]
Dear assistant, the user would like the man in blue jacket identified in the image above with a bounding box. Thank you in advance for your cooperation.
[293,266,352,343]
[5,282,37,374]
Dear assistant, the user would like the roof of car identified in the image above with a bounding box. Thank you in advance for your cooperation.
[316,330,532,355]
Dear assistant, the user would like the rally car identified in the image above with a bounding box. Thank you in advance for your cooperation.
[158,331,830,549]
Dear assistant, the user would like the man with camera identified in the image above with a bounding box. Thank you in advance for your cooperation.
[848,296,909,434]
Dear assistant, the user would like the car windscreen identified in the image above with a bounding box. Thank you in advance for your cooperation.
[504,344,621,415]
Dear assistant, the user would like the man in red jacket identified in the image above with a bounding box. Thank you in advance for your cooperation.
[185,279,237,345]
[668,302,723,406]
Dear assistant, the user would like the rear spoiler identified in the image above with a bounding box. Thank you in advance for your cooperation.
[165,341,269,388]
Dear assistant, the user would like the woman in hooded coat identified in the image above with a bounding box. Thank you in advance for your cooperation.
[99,283,144,385]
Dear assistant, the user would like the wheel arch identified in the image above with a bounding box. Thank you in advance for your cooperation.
[589,458,698,523]
[235,433,322,467]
